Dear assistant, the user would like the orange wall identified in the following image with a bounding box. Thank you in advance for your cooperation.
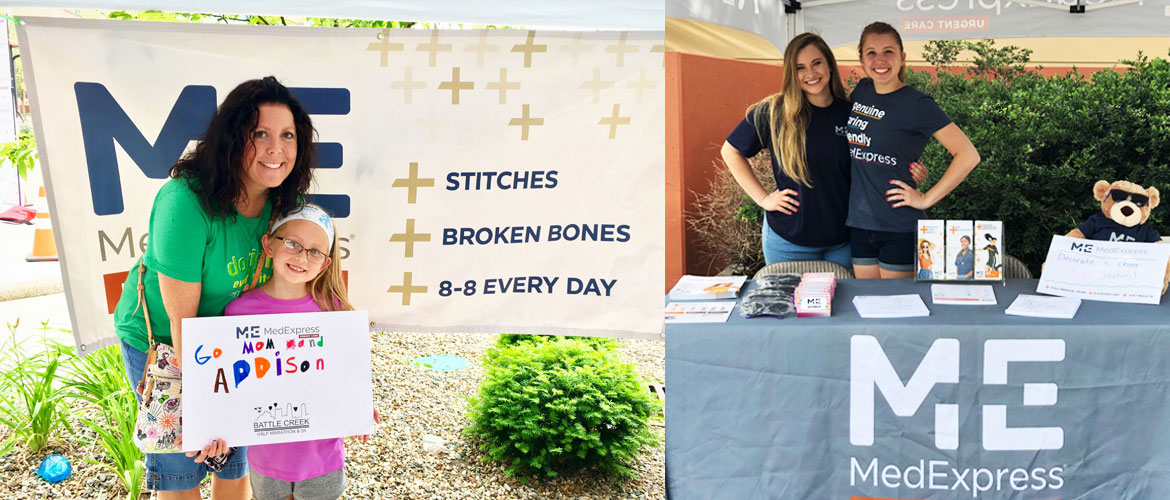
[665,52,782,292]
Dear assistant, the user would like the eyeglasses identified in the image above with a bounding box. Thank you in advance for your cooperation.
[271,236,327,264]
[1109,189,1149,207]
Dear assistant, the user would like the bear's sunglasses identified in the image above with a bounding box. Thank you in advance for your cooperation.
[1108,189,1149,207]
[271,236,327,264]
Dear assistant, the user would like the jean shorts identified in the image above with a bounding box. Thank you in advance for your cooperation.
[850,227,916,272]
[119,338,249,491]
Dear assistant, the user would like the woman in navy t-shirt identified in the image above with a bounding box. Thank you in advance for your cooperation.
[846,22,981,279]
[721,32,927,269]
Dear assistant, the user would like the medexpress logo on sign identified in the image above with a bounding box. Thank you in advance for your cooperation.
[849,335,1066,497]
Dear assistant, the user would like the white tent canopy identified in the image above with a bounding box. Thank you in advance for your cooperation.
[0,0,664,30]
[669,0,1170,51]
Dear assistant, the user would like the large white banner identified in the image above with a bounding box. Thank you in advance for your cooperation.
[17,18,666,352]
[181,311,375,451]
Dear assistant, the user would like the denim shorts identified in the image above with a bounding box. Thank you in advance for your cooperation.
[119,338,249,491]
[850,227,916,272]
[762,223,852,269]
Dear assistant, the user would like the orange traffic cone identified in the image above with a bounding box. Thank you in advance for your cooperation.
[26,186,57,262]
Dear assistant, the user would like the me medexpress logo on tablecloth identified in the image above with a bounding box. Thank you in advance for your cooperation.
[849,335,1066,497]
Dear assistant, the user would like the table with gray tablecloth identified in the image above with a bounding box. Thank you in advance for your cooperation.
[666,279,1170,499]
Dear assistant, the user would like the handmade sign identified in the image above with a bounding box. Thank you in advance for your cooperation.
[1038,235,1170,305]
[180,310,374,451]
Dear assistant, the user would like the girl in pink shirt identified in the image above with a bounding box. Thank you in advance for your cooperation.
[224,204,378,500]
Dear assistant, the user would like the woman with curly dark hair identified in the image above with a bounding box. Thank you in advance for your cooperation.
[112,76,318,500]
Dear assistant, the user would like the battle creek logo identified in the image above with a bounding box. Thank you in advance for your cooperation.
[253,401,311,436]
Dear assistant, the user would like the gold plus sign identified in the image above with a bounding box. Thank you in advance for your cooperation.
[581,68,614,104]
[417,29,452,67]
[366,29,404,67]
[651,43,665,66]
[465,31,499,67]
[599,103,631,139]
[389,219,431,258]
[626,67,657,103]
[415,105,448,140]
[438,67,474,105]
[508,104,544,141]
[391,67,426,104]
[511,30,547,68]
[485,68,520,105]
[605,32,639,67]
[559,33,593,67]
[387,272,427,306]
[391,162,435,204]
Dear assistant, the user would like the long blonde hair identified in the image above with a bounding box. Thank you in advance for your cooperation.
[309,232,353,312]
[267,215,353,312]
[747,33,847,188]
[858,22,906,82]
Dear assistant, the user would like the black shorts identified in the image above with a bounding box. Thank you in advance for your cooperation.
[850,227,915,271]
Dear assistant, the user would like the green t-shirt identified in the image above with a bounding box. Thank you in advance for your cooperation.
[114,177,273,352]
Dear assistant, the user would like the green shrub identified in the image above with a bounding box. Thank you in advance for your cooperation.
[906,43,1170,274]
[465,339,660,482]
[495,334,619,353]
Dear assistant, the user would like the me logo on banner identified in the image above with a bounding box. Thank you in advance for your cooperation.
[850,335,1065,451]
[74,83,352,217]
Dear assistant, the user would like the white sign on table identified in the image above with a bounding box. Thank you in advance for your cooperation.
[1038,235,1170,305]
[181,311,374,452]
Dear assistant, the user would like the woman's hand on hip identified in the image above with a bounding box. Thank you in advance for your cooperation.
[909,161,929,185]
[886,180,932,210]
[760,189,799,215]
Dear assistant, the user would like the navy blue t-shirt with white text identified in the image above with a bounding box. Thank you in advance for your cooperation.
[1077,212,1162,242]
[845,78,951,233]
[726,98,852,247]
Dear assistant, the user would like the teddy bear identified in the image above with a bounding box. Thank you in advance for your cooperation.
[1066,179,1169,294]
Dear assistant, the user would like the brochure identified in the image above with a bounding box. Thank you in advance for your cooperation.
[930,284,997,305]
[667,275,746,300]
[665,301,736,323]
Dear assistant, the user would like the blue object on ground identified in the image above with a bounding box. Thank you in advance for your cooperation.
[36,454,71,483]
[411,354,468,372]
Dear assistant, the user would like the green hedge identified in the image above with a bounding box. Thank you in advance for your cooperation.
[465,339,660,482]
[905,43,1170,274]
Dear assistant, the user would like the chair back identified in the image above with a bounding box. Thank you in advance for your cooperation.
[752,260,854,281]
[1002,254,1032,279]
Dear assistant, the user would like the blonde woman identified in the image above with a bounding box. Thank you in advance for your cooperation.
[846,22,980,279]
[721,32,927,268]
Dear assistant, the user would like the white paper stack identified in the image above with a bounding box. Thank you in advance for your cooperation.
[1005,294,1081,319]
[852,294,931,318]
[668,275,747,300]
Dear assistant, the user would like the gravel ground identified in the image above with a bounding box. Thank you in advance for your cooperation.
[0,332,665,499]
